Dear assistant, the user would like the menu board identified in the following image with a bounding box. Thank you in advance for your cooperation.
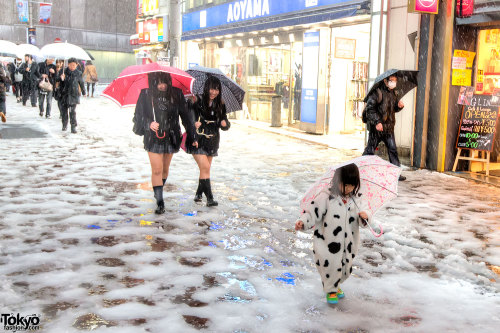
[456,95,499,151]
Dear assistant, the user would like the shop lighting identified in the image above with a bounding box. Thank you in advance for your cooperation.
[273,35,279,43]
[282,26,291,31]
[236,40,243,46]
[251,31,259,35]
[216,36,223,39]
[237,33,244,36]
[260,36,266,44]
[224,40,232,47]
[289,33,295,42]
[224,34,233,38]
[267,29,274,33]
[248,38,254,46]
[205,37,211,41]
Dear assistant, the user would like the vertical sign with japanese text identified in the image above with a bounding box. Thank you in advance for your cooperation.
[300,31,320,124]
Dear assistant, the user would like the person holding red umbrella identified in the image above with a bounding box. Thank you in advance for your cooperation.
[133,72,198,214]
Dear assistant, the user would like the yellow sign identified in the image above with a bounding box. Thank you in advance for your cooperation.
[158,17,163,41]
[452,69,472,86]
[453,50,476,68]
[477,69,484,83]
[143,0,158,15]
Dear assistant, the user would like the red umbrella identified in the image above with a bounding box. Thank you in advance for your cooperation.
[102,63,195,108]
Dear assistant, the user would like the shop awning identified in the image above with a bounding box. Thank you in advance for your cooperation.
[182,0,370,41]
[456,1,500,25]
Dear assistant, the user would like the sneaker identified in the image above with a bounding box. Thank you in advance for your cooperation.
[326,292,338,304]
[337,288,344,299]
[398,175,406,181]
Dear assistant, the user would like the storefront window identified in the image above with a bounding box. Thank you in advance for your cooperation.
[475,29,500,95]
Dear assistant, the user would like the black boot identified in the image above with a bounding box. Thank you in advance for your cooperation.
[202,179,218,207]
[194,179,203,202]
[153,185,165,214]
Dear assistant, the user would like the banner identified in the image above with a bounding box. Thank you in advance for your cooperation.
[39,3,52,24]
[17,1,29,23]
[28,27,36,45]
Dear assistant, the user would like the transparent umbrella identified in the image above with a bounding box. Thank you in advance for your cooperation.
[40,42,91,60]
[0,40,20,58]
[16,44,43,60]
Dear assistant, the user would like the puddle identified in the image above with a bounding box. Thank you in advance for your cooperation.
[183,315,209,330]
[73,313,116,330]
[0,125,47,139]
[42,302,79,319]
[391,314,422,327]
[96,258,125,267]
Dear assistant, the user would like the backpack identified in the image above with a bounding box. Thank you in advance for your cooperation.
[362,88,383,124]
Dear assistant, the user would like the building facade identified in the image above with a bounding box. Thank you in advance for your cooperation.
[0,0,137,82]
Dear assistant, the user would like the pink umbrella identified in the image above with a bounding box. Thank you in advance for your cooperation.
[300,155,401,237]
[102,63,195,108]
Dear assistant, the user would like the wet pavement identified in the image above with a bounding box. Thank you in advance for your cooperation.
[0,95,499,332]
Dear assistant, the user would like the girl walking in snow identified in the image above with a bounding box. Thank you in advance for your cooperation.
[133,72,198,214]
[185,76,230,207]
[295,163,369,304]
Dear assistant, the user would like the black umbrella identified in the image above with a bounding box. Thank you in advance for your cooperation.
[363,69,418,102]
[186,66,245,113]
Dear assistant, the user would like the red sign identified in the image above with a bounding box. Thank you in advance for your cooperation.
[456,0,474,18]
[409,0,439,14]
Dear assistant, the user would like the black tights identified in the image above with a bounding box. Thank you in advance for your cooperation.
[86,83,95,96]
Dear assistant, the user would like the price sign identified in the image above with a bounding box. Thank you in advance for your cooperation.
[452,69,472,86]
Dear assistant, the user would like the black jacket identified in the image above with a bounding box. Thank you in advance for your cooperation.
[133,88,197,150]
[7,62,23,84]
[58,67,86,105]
[38,62,57,86]
[187,95,230,153]
[0,67,11,100]
[19,62,39,89]
[364,85,403,133]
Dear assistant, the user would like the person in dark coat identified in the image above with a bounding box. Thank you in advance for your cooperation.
[133,72,198,214]
[186,76,230,207]
[53,60,65,119]
[362,75,406,181]
[37,58,57,118]
[57,58,86,133]
[7,58,23,103]
[0,65,11,120]
[19,54,39,107]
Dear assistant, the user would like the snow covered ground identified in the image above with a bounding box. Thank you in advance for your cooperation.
[0,94,499,332]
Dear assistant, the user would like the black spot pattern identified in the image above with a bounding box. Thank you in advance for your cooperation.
[339,202,342,206]
[352,254,355,259]
[333,214,340,219]
[314,230,325,240]
[313,250,315,254]
[324,260,329,267]
[311,201,315,204]
[349,216,355,223]
[327,242,341,254]
[348,207,351,211]
[347,241,352,253]
[350,267,353,273]
[345,232,347,238]
[346,259,349,263]
[316,260,320,266]
[337,268,341,272]
[314,207,319,218]
[324,222,328,227]
[333,226,342,236]
[326,274,330,278]
[323,209,328,217]
[334,279,341,287]
[358,193,362,197]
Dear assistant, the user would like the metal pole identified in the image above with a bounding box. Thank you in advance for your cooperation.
[169,0,181,67]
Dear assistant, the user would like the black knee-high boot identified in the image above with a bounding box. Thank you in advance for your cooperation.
[194,179,203,202]
[153,185,165,214]
[201,179,218,207]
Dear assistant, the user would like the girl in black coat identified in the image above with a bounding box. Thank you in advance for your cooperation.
[186,76,230,206]
[133,72,198,214]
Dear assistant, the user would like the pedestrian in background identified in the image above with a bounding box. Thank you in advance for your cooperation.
[295,164,370,304]
[0,65,11,121]
[37,57,56,118]
[362,75,406,181]
[8,58,23,103]
[186,76,230,207]
[20,54,39,107]
[58,58,86,133]
[132,72,198,214]
[53,60,64,119]
[83,60,98,97]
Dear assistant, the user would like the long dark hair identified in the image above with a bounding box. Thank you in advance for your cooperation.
[148,72,173,102]
[202,75,223,117]
[329,163,361,198]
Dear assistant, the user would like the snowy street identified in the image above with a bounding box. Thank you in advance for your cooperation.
[0,94,499,332]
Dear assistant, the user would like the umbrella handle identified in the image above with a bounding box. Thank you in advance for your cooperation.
[361,217,383,237]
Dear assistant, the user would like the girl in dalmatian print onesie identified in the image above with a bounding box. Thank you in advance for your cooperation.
[295,163,370,304]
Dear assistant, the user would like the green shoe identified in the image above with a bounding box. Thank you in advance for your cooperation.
[326,292,338,304]
[337,288,344,299]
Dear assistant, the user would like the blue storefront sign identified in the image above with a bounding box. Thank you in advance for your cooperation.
[183,0,358,33]
[300,31,320,124]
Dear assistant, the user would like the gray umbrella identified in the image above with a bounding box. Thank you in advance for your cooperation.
[363,69,418,102]
[186,66,245,113]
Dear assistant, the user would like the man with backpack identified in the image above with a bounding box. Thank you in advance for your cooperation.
[362,75,406,181]
[8,58,24,103]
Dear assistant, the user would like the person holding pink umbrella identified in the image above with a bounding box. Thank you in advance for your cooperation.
[295,164,370,305]
[132,72,198,214]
